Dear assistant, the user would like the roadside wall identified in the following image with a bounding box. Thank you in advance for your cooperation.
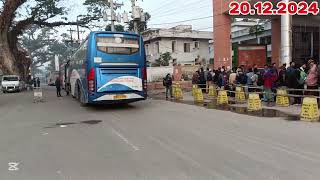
[148,81,193,91]
[147,65,200,83]
[147,66,173,83]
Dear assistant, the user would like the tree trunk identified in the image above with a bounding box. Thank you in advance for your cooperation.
[0,0,27,75]
[0,31,17,75]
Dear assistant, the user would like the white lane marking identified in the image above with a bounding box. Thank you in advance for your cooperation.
[111,128,140,151]
[149,136,227,179]
[8,162,19,171]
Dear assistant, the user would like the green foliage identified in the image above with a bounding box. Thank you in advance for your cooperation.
[105,24,125,32]
[249,24,265,44]
[20,27,73,70]
[154,52,172,66]
[128,12,151,33]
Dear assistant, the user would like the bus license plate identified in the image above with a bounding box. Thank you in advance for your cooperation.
[114,95,127,100]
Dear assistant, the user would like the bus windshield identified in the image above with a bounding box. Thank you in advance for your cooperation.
[96,36,139,55]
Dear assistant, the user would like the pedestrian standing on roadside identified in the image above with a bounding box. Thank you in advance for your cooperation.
[33,78,37,88]
[192,71,200,85]
[272,63,279,76]
[296,63,307,104]
[37,78,40,87]
[263,65,277,106]
[305,59,319,97]
[199,68,206,92]
[286,62,300,104]
[236,69,247,86]
[277,64,287,87]
[206,69,213,93]
[252,68,259,87]
[229,68,237,97]
[164,73,173,99]
[246,68,255,92]
[218,68,227,89]
[229,68,237,87]
[213,68,221,85]
[55,77,62,97]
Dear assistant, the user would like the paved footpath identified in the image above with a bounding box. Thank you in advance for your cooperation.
[1,87,320,180]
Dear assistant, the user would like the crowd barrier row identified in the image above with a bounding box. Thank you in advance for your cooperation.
[170,83,320,122]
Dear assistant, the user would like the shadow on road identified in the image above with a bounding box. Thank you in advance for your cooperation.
[85,103,138,112]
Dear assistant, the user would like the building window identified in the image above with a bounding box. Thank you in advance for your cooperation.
[145,44,149,55]
[184,43,190,53]
[266,36,272,44]
[194,41,200,49]
[173,58,177,66]
[172,41,176,53]
[155,42,160,53]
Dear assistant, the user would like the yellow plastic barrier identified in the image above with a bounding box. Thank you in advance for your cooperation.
[235,87,246,103]
[172,84,178,98]
[248,93,262,111]
[208,85,217,99]
[300,97,319,122]
[192,85,198,97]
[175,87,183,100]
[217,90,228,105]
[276,89,290,107]
[194,88,204,103]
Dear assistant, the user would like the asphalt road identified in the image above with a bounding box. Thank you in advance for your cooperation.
[1,87,320,180]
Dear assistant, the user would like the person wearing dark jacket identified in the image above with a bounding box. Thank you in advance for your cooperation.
[37,78,40,87]
[218,70,227,89]
[55,77,62,97]
[192,71,200,85]
[33,78,37,88]
[277,64,287,87]
[164,73,173,99]
[236,70,247,85]
[286,62,300,104]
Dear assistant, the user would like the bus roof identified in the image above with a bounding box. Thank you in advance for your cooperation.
[89,31,140,37]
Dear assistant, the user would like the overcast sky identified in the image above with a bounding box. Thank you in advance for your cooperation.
[59,0,213,39]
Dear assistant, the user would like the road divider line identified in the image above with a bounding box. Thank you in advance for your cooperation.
[111,128,140,151]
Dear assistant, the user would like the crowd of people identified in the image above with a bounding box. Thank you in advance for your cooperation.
[191,59,320,105]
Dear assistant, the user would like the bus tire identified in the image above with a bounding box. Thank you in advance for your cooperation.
[78,84,87,107]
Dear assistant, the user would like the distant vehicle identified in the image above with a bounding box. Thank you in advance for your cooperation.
[66,31,147,105]
[47,71,59,86]
[1,75,22,93]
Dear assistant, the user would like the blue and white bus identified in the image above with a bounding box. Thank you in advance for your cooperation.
[66,32,147,105]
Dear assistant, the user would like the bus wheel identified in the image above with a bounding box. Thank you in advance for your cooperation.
[78,86,87,107]
[76,84,81,101]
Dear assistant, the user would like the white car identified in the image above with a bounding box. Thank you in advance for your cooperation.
[1,75,22,93]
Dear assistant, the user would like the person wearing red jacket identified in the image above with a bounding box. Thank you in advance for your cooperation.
[262,65,277,105]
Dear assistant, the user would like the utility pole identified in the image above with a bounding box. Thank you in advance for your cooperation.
[76,16,80,43]
[110,0,115,32]
[131,0,138,33]
[67,28,76,43]
[108,0,123,32]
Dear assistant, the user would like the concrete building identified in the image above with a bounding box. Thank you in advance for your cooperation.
[231,20,272,62]
[213,0,320,68]
[142,25,213,66]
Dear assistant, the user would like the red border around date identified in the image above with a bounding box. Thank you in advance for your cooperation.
[229,1,319,16]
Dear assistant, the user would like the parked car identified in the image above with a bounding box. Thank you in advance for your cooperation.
[1,75,22,93]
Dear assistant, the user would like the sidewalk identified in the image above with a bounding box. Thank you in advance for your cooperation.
[150,90,302,117]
